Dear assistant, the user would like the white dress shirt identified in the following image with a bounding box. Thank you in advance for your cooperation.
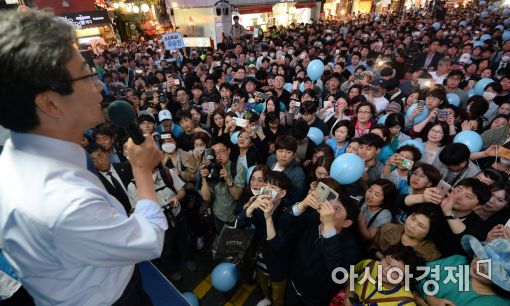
[0,132,168,306]
[100,165,128,194]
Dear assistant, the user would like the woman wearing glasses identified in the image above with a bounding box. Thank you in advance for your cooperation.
[353,102,376,138]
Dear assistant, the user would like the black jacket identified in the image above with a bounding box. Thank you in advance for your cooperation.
[413,52,442,71]
[270,209,361,306]
[97,162,133,214]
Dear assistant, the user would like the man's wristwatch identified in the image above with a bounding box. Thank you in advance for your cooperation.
[445,213,458,220]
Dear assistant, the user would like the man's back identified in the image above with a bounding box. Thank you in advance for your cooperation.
[0,133,164,306]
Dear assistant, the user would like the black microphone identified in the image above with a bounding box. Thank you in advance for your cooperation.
[107,100,145,145]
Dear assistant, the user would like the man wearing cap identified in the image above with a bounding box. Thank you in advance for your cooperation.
[418,235,510,305]
[138,110,157,136]
[369,80,389,114]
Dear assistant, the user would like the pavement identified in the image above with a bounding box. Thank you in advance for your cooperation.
[154,233,265,306]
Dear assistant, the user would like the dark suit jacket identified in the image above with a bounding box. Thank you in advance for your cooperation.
[98,162,133,214]
[413,52,442,71]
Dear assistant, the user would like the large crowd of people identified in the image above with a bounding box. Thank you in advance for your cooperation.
[1,3,510,306]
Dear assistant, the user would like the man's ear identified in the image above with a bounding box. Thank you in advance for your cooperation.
[279,190,287,199]
[343,219,353,229]
[34,92,64,119]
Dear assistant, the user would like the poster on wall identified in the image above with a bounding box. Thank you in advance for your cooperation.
[162,32,185,52]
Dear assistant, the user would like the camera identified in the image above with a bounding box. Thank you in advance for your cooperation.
[204,148,222,183]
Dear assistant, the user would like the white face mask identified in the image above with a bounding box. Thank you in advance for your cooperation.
[162,143,176,153]
[288,49,294,55]
[193,146,205,155]
[502,55,510,62]
[270,52,276,58]
[251,187,261,196]
[249,56,255,61]
[483,91,497,101]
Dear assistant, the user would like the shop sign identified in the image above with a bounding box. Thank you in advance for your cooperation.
[58,11,109,29]
[162,32,185,52]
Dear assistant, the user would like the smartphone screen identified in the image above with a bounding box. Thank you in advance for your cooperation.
[173,79,180,86]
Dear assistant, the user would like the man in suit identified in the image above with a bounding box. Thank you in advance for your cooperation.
[413,40,442,71]
[86,143,134,214]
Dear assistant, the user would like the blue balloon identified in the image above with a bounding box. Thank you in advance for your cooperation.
[480,34,492,42]
[212,262,238,292]
[375,16,381,22]
[378,114,389,125]
[459,20,467,27]
[467,89,477,98]
[481,11,488,18]
[446,93,461,107]
[473,41,484,48]
[246,165,255,184]
[503,30,510,41]
[299,82,305,92]
[454,131,483,153]
[307,127,324,145]
[505,8,510,16]
[432,22,440,31]
[399,139,425,156]
[496,25,505,32]
[330,153,365,184]
[307,59,325,81]
[230,131,240,145]
[474,78,494,95]
[182,292,199,306]
[283,82,293,92]
[405,103,430,125]
[505,19,510,26]
[480,0,486,5]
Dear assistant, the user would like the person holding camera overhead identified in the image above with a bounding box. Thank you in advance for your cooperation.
[200,138,247,233]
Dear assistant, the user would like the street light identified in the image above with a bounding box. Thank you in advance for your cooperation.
[141,3,150,12]
[133,5,140,13]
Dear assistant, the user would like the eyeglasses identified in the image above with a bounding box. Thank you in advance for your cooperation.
[357,110,372,114]
[410,171,428,179]
[70,72,101,85]
[429,129,444,135]
[214,148,228,156]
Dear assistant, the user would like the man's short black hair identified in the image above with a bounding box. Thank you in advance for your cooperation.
[93,123,115,139]
[266,171,292,192]
[275,135,298,153]
[456,178,492,205]
[439,143,470,166]
[174,109,192,124]
[290,118,310,140]
[85,142,106,155]
[358,133,384,149]
[117,66,128,74]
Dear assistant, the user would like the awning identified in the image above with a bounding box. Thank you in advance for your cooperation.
[295,2,316,9]
[236,3,274,14]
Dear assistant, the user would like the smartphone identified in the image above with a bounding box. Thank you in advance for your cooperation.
[417,100,425,109]
[173,78,180,86]
[324,100,333,109]
[260,186,276,201]
[397,157,414,170]
[135,69,143,74]
[315,182,339,203]
[208,101,215,111]
[437,180,452,198]
[232,117,247,128]
[292,80,299,90]
[232,97,240,105]
[437,109,451,118]
[234,77,244,83]
[355,74,364,80]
